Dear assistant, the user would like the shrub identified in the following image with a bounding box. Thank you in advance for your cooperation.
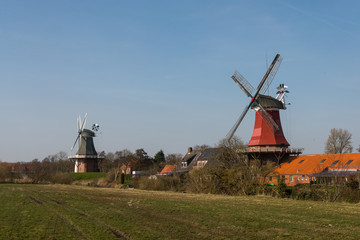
[186,168,217,194]
[135,175,185,192]
[51,173,73,184]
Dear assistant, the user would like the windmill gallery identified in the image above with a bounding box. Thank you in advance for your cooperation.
[65,54,359,186]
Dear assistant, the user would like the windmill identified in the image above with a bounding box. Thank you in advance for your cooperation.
[226,54,302,163]
[68,113,103,172]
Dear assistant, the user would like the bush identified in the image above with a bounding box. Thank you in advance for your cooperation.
[186,168,217,194]
[120,173,125,184]
[135,175,185,192]
[51,173,73,184]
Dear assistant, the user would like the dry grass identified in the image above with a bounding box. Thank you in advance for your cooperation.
[0,184,359,239]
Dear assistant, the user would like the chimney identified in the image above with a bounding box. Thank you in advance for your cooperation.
[187,147,193,154]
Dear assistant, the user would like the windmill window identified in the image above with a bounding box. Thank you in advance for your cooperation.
[345,160,353,165]
[181,162,187,168]
[320,159,326,164]
[298,160,304,164]
[332,160,339,165]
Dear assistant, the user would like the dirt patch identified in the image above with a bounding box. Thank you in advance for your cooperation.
[29,196,43,205]
[51,199,64,205]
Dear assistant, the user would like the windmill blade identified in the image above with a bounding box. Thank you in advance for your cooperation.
[231,70,255,97]
[256,103,279,132]
[226,105,251,141]
[259,54,283,95]
[254,54,281,99]
[80,113,87,131]
[71,135,80,151]
[77,116,81,131]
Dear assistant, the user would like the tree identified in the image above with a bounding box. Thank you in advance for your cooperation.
[165,153,183,164]
[135,148,149,159]
[192,144,211,150]
[154,150,165,164]
[325,128,353,154]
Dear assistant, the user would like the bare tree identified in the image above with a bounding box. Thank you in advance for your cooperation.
[166,153,183,164]
[192,144,211,150]
[325,128,353,154]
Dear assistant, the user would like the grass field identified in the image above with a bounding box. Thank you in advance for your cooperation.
[72,172,107,181]
[0,184,359,239]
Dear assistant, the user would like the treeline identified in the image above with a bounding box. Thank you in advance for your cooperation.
[0,152,74,184]
[0,148,182,184]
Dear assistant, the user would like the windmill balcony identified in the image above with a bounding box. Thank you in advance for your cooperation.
[240,146,304,154]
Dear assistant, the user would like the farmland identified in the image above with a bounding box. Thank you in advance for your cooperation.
[0,184,359,239]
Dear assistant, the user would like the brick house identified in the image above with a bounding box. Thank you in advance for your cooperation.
[268,153,360,186]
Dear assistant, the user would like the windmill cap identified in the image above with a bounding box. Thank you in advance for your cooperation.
[81,129,95,137]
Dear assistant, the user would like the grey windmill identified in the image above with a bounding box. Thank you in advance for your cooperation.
[68,113,103,172]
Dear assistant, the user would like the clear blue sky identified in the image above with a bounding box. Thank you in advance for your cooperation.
[1,0,359,162]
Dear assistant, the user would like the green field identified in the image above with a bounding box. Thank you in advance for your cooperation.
[0,184,359,239]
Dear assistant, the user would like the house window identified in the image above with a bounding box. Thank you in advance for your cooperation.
[320,159,326,164]
[298,160,305,164]
[297,176,300,181]
[269,176,273,181]
[345,160,353,165]
[289,175,293,182]
[301,175,304,181]
[196,161,208,167]
[332,160,339,165]
[305,176,308,181]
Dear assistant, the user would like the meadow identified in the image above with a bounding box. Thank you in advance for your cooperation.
[0,184,359,240]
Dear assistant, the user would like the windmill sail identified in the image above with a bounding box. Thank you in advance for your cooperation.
[259,55,283,95]
[231,71,255,97]
[226,105,250,141]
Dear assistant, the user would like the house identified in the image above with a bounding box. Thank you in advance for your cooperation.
[268,153,360,186]
[160,147,220,175]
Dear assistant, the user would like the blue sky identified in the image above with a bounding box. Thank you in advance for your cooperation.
[1,0,359,162]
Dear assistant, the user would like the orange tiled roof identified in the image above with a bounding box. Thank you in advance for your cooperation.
[160,165,177,174]
[271,153,360,175]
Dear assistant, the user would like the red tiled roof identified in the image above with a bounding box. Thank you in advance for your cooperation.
[160,165,177,174]
[271,153,360,175]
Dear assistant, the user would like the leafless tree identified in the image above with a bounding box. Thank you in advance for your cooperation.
[325,128,353,154]
[165,153,183,164]
[192,144,211,150]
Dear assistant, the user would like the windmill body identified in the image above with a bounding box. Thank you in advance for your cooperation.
[248,109,289,147]
[77,129,97,156]
[68,114,103,172]
[226,54,302,163]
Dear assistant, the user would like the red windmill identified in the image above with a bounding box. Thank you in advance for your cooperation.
[226,54,302,163]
